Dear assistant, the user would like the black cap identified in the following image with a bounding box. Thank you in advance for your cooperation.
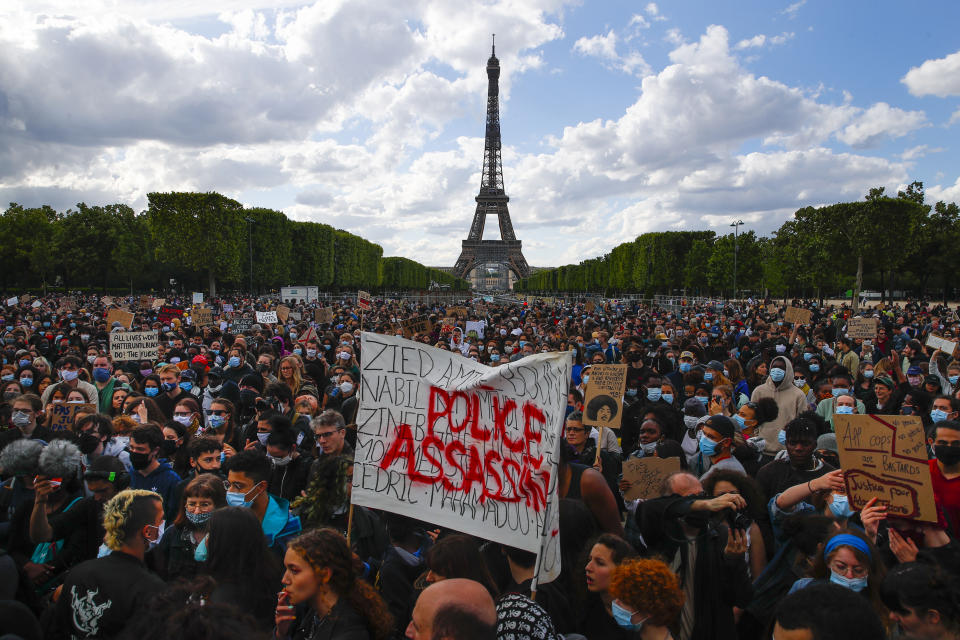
[704,415,735,439]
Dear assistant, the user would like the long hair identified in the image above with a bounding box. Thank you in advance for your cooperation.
[808,528,888,624]
[425,535,499,598]
[205,507,280,586]
[173,473,227,528]
[278,356,303,396]
[288,528,393,640]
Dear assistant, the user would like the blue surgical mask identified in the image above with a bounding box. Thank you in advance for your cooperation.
[950,375,960,385]
[293,348,302,356]
[625,388,637,397]
[145,387,160,397]
[228,356,241,368]
[770,368,786,382]
[698,433,720,457]
[679,362,692,373]
[931,409,949,423]
[803,352,813,361]
[828,494,854,518]
[646,388,662,402]
[662,393,674,404]
[810,364,820,373]
[696,395,709,405]
[704,372,713,381]
[830,570,868,592]
[179,381,194,392]
[193,535,209,562]
[778,430,787,446]
[832,388,848,398]
[835,405,854,415]
[864,370,874,379]
[20,377,33,387]
[93,367,112,383]
[733,414,747,430]
[611,601,645,631]
[491,354,500,362]
[225,483,262,508]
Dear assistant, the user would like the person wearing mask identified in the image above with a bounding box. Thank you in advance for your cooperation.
[127,424,182,522]
[607,557,684,638]
[928,419,960,539]
[154,364,191,420]
[750,356,808,461]
[930,348,960,397]
[693,415,745,480]
[157,473,225,581]
[168,437,224,518]
[90,355,117,415]
[756,412,836,505]
[51,489,166,639]
[221,449,302,556]
[223,346,254,384]
[275,527,394,640]
[577,534,638,639]
[40,356,97,406]
[265,427,312,502]
[930,396,960,426]
[0,394,51,451]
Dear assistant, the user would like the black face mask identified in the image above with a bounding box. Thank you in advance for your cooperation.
[129,451,152,470]
[160,440,178,457]
[239,389,258,407]
[936,445,960,467]
[79,432,102,455]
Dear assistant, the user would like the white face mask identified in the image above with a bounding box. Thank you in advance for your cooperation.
[340,381,354,394]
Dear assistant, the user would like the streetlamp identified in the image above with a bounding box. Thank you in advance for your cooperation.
[730,220,744,301]
[245,217,255,296]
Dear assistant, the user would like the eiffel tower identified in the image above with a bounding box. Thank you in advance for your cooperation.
[452,36,530,287]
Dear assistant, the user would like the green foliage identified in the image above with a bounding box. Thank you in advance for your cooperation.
[381,257,469,290]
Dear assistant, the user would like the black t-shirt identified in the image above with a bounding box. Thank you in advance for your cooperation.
[755,458,836,504]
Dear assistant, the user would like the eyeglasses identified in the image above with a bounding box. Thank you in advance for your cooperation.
[315,429,343,439]
[205,409,226,416]
[565,427,585,434]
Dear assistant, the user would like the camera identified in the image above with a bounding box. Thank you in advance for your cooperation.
[724,509,752,531]
[256,396,279,413]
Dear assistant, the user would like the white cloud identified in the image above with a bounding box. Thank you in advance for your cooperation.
[572,30,650,76]
[901,144,944,160]
[927,176,960,204]
[836,103,927,148]
[645,3,664,19]
[782,0,807,18]
[902,49,960,97]
[950,108,960,127]
[736,32,794,50]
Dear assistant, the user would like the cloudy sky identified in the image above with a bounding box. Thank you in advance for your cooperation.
[2,0,959,268]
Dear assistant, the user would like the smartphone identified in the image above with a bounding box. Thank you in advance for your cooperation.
[35,476,62,487]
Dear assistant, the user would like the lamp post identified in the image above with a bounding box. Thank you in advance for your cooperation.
[245,217,254,296]
[730,220,743,301]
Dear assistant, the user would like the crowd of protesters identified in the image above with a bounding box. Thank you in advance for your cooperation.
[1,291,960,640]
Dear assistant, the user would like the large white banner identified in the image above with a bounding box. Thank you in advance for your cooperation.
[354,332,570,583]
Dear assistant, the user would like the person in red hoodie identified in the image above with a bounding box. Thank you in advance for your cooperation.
[929,419,960,538]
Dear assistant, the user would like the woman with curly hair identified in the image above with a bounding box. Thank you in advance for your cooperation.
[608,557,684,637]
[275,528,393,640]
[577,533,637,639]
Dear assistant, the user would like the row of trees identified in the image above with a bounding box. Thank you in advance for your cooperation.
[0,192,468,294]
[516,183,959,303]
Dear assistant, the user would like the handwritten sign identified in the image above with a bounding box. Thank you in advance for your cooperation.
[31,300,42,309]
[926,334,958,357]
[157,306,184,324]
[222,303,235,313]
[315,307,334,324]
[289,311,302,322]
[101,296,113,306]
[446,306,469,319]
[357,291,372,311]
[232,316,254,333]
[151,298,166,310]
[622,456,681,501]
[192,292,204,304]
[582,364,627,430]
[400,315,434,338]
[276,305,291,323]
[59,296,76,312]
[256,311,278,324]
[847,317,878,339]
[784,306,813,325]
[106,308,134,329]
[110,330,159,362]
[584,301,595,313]
[191,306,213,325]
[298,327,318,344]
[48,403,96,432]
[834,414,937,522]
[354,333,569,583]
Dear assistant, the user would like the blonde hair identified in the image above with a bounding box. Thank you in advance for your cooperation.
[156,363,180,376]
[279,356,303,394]
[102,489,162,550]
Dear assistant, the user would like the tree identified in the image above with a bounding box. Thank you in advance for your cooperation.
[0,204,58,290]
[146,192,245,296]
[245,208,292,293]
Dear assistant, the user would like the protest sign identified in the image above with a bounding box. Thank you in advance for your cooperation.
[191,306,213,325]
[109,330,159,362]
[222,303,234,313]
[106,308,134,329]
[137,295,151,310]
[31,300,42,309]
[354,332,569,583]
[101,296,113,306]
[400,315,433,338]
[151,298,165,309]
[582,364,627,430]
[256,311,278,324]
[834,414,937,522]
[584,301,595,313]
[276,305,291,323]
[622,456,682,501]
[59,296,76,311]
[157,306,184,324]
[926,334,958,357]
[192,292,203,304]
[766,303,778,314]
[233,316,254,333]
[446,306,469,318]
[289,311,302,322]
[784,306,813,325]
[5,296,18,307]
[315,307,334,324]
[441,317,456,327]
[357,291,372,310]
[465,320,486,338]
[298,327,318,344]
[21,294,31,304]
[48,403,96,432]
[846,317,878,339]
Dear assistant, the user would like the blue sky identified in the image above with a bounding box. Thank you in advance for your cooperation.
[1,0,959,268]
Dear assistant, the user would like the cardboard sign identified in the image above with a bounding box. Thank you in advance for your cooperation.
[584,301,595,313]
[233,316,254,333]
[354,333,569,584]
[834,414,937,522]
[357,291,372,311]
[101,296,113,305]
[400,315,433,338]
[191,306,213,325]
[31,300,42,309]
[446,306,469,319]
[926,334,958,357]
[192,292,204,304]
[59,296,76,311]
[622,456,682,501]
[109,330,159,362]
[465,320,486,338]
[784,306,812,325]
[276,305,291,323]
[582,364,627,430]
[136,295,151,310]
[297,327,318,344]
[48,402,97,432]
[315,307,334,324]
[106,308,135,329]
[256,311,278,324]
[157,305,184,324]
[5,296,18,306]
[289,311,302,322]
[441,317,456,327]
[151,298,165,310]
[767,303,778,314]
[222,303,235,313]
[846,317,878,339]
[21,294,31,304]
